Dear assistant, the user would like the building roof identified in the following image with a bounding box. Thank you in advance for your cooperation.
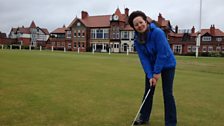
[201,29,224,36]
[51,25,66,34]
[16,27,31,34]
[82,15,111,27]
[30,21,37,28]
[10,21,49,35]
[0,32,7,38]
[68,8,129,29]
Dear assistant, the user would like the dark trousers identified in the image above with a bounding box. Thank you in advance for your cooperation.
[140,67,177,126]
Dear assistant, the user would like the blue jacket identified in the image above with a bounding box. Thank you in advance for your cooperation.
[134,23,176,79]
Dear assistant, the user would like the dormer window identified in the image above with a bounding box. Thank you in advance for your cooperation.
[202,36,211,42]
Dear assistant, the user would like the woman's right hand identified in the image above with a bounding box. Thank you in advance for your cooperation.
[149,78,157,87]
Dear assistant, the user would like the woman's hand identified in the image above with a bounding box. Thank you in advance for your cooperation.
[153,74,161,81]
[149,78,157,87]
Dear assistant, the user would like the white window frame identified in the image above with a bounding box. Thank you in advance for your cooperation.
[202,36,212,42]
[208,46,213,52]
[202,46,207,52]
[216,37,222,42]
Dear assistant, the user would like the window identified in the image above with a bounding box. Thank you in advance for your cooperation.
[192,46,196,52]
[96,29,103,38]
[78,30,81,37]
[187,46,192,52]
[202,36,211,41]
[103,29,109,39]
[173,45,182,54]
[202,46,207,52]
[216,37,222,42]
[82,43,85,48]
[116,33,119,39]
[114,43,119,48]
[77,22,81,26]
[82,31,85,37]
[130,31,134,39]
[216,46,221,52]
[121,31,129,39]
[67,31,71,38]
[208,46,213,52]
[91,29,96,39]
[91,29,109,39]
[112,33,116,39]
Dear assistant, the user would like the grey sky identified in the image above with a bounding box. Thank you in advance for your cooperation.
[1,0,223,35]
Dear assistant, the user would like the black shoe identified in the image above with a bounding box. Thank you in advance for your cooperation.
[133,119,149,125]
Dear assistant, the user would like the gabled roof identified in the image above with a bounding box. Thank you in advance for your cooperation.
[82,15,111,27]
[68,15,111,28]
[201,29,224,36]
[30,21,36,28]
[114,8,122,16]
[168,32,184,38]
[16,27,30,34]
[41,28,49,35]
[51,25,66,34]
[10,21,49,35]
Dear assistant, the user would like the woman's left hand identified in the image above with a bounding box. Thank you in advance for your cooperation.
[153,74,161,81]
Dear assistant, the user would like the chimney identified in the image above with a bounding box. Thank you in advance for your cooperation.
[158,13,163,25]
[175,25,178,33]
[210,24,215,35]
[125,8,129,16]
[81,11,88,19]
[191,26,195,33]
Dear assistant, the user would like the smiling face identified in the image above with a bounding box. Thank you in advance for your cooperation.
[133,16,148,33]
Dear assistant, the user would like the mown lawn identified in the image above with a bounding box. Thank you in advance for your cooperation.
[0,50,223,126]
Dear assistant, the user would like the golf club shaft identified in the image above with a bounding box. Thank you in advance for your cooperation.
[131,88,151,126]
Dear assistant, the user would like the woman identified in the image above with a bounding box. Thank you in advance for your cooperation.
[128,11,177,126]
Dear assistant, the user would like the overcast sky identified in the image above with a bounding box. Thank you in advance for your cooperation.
[1,0,223,35]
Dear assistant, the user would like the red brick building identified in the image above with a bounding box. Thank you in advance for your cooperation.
[0,32,17,46]
[48,8,171,53]
[4,7,223,55]
[169,25,224,55]
[46,25,67,50]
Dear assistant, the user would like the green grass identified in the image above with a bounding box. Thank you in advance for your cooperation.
[0,50,224,126]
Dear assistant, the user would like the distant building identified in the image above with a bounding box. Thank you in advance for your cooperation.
[0,31,17,46]
[48,8,172,53]
[0,32,6,38]
[9,21,49,47]
[4,7,223,55]
[46,25,66,50]
[169,25,224,54]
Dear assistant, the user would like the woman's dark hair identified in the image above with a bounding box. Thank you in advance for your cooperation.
[128,11,147,29]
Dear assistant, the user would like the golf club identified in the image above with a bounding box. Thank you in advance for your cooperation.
[131,88,151,126]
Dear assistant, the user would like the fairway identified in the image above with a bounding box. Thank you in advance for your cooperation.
[0,50,224,126]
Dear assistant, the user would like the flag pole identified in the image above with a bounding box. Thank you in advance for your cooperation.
[196,0,202,58]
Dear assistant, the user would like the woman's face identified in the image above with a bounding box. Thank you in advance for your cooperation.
[133,16,148,33]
